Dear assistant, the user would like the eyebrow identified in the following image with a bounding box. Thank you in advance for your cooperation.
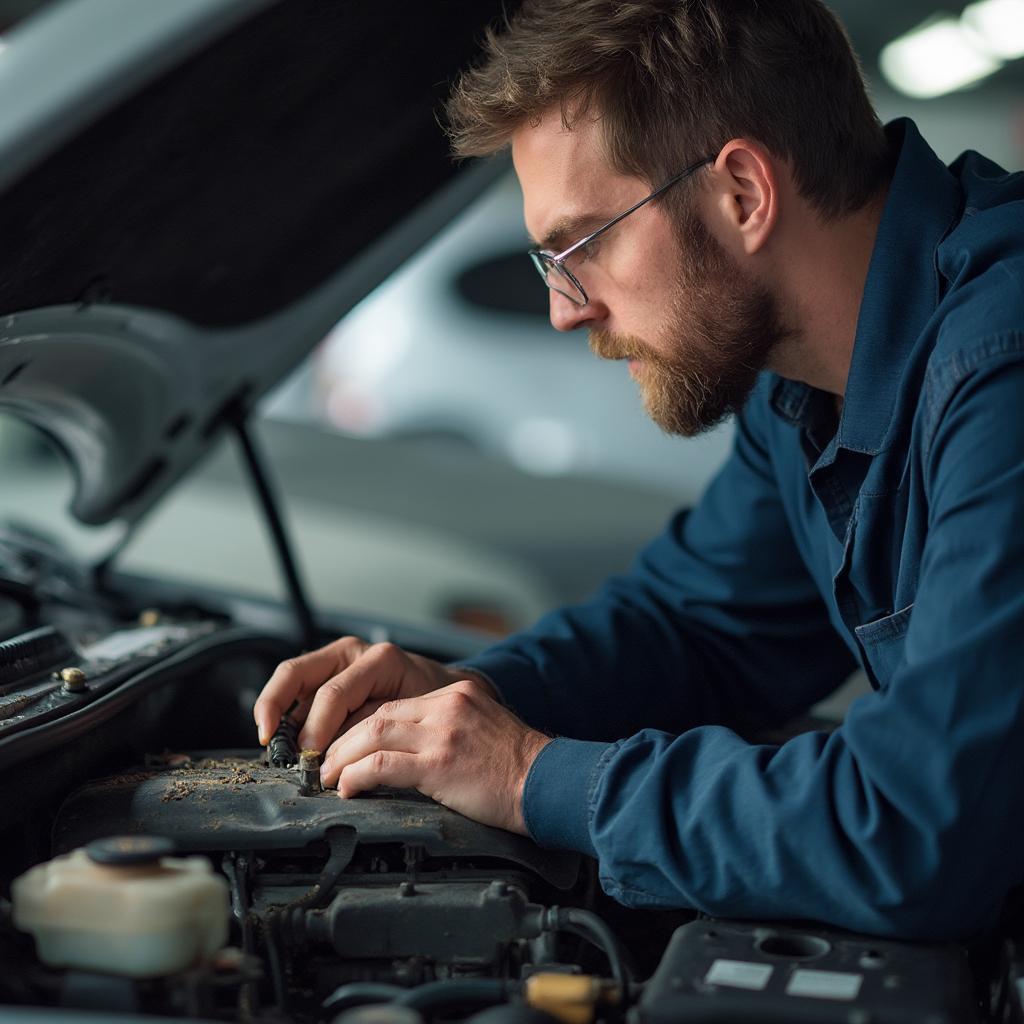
[531,213,610,253]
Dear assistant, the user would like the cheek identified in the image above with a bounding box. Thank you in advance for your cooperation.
[603,238,679,336]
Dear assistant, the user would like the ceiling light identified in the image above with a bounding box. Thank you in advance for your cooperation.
[880,16,1003,98]
[961,0,1024,59]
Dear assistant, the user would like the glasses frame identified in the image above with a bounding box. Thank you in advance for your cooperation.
[528,155,717,307]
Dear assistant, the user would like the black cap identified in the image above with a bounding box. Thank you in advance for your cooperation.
[86,835,175,866]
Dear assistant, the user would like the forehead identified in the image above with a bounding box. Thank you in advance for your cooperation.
[511,108,644,246]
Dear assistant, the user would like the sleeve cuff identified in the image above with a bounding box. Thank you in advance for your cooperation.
[522,737,616,858]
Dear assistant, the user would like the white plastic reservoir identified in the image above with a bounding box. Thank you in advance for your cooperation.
[11,836,229,978]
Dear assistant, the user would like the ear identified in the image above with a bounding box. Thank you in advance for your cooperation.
[711,140,779,256]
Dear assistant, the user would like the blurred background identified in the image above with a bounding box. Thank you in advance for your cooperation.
[0,0,1021,637]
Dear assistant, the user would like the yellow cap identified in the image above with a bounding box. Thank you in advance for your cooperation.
[524,973,602,1024]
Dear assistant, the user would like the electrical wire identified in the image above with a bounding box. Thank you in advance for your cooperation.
[542,907,631,998]
[393,979,510,1012]
[323,982,405,1010]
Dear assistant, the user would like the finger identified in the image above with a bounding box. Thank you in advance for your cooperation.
[298,642,410,752]
[336,699,385,733]
[264,696,315,748]
[321,716,423,788]
[336,750,422,799]
[254,637,366,744]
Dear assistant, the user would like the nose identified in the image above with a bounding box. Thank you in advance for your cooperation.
[548,289,607,333]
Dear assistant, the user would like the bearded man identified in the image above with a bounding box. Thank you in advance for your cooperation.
[254,0,1024,939]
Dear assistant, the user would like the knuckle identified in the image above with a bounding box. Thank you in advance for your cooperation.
[377,699,402,717]
[368,716,391,740]
[276,657,303,678]
[367,641,401,664]
[370,750,390,775]
[320,678,348,702]
[446,688,473,711]
[337,635,367,656]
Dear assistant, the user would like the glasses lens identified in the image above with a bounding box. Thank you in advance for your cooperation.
[530,252,586,306]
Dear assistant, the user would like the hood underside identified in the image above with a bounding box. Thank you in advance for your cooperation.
[0,0,514,527]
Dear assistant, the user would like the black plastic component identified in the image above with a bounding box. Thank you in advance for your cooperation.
[332,1006,424,1024]
[466,1008,562,1024]
[301,880,539,969]
[630,919,980,1024]
[269,713,299,768]
[394,979,510,1012]
[0,625,73,688]
[52,756,581,891]
[86,835,175,866]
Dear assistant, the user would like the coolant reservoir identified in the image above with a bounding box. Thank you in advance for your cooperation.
[11,835,229,978]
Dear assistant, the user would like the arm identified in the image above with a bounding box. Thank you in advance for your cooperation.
[522,350,1024,939]
[466,383,856,741]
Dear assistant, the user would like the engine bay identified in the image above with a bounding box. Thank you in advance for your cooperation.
[0,606,1020,1024]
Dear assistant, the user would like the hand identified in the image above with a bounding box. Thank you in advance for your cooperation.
[253,636,497,753]
[322,677,552,834]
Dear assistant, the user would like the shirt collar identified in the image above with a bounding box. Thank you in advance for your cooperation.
[770,119,964,455]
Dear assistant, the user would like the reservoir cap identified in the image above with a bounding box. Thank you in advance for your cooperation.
[87,835,175,866]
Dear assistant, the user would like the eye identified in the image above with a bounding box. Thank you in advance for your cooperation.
[567,238,601,271]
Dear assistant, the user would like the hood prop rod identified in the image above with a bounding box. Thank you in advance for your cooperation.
[232,416,317,651]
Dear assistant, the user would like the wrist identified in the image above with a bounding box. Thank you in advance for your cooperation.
[513,730,553,835]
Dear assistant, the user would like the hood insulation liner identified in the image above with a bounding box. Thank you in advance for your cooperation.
[0,0,509,327]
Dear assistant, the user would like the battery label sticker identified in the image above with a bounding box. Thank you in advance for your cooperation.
[786,969,863,1001]
[704,959,774,991]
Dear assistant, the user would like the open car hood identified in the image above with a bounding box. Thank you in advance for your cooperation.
[0,0,512,527]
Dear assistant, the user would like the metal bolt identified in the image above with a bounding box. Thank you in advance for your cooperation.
[488,880,509,898]
[59,667,88,694]
[138,609,161,627]
[298,749,323,796]
[399,881,416,898]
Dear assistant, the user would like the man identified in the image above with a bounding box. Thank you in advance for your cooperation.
[254,0,1024,939]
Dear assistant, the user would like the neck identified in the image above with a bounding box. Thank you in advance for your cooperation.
[768,191,887,398]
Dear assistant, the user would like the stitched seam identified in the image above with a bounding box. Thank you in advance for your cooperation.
[585,740,623,837]
[598,876,680,905]
[922,332,1024,465]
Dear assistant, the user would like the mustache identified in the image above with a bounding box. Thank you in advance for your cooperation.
[588,329,655,363]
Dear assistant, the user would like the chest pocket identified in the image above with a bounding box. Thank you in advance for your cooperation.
[853,603,914,690]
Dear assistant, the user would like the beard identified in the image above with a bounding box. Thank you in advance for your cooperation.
[589,212,790,437]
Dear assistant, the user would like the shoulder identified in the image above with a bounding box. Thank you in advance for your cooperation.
[921,165,1024,452]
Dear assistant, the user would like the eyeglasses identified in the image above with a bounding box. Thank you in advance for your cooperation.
[528,156,716,307]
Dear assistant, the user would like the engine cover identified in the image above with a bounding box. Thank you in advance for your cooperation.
[52,753,580,891]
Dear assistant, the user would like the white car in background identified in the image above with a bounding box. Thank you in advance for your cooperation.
[298,171,734,503]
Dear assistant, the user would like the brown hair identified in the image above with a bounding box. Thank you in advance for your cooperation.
[446,0,890,220]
